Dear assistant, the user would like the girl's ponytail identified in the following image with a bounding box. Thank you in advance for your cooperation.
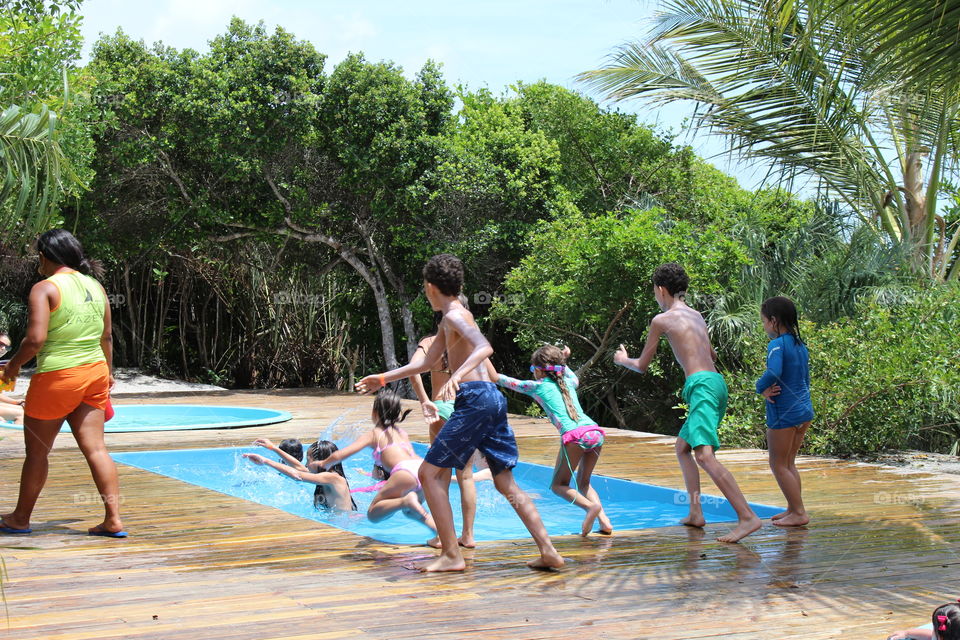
[373,388,411,430]
[932,602,960,640]
[553,370,580,422]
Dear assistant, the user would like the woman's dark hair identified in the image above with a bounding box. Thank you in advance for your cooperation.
[373,388,412,430]
[423,253,464,296]
[36,229,104,279]
[932,602,960,640]
[372,464,391,481]
[306,440,356,511]
[761,296,803,343]
[652,263,689,297]
[278,439,303,464]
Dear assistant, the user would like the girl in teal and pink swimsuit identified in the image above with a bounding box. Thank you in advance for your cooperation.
[490,345,613,536]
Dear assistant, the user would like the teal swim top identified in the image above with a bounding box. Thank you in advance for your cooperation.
[497,368,596,435]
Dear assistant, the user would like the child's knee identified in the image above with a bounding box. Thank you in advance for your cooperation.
[693,448,715,467]
[493,471,517,494]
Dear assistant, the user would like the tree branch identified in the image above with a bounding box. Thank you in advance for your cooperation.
[575,302,632,378]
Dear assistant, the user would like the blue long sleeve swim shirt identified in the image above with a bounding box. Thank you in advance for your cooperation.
[755,333,814,429]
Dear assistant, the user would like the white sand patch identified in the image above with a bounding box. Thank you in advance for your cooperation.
[2,367,225,398]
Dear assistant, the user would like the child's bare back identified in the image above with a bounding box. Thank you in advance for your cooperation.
[437,306,492,386]
[654,304,718,377]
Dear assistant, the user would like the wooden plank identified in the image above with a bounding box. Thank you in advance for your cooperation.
[0,389,958,639]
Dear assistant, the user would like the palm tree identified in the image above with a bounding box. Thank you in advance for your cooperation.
[0,101,72,236]
[578,0,960,280]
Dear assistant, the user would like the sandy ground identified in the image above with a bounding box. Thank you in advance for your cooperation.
[2,367,225,398]
[867,450,960,476]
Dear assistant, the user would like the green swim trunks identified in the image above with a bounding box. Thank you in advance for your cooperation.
[678,371,727,450]
[435,400,456,422]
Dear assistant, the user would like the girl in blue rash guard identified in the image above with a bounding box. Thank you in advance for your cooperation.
[489,344,612,537]
[756,296,814,527]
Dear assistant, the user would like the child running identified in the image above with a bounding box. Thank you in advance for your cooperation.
[490,344,612,536]
[757,296,814,527]
[613,263,761,543]
[357,253,563,572]
[312,389,437,532]
[409,297,478,549]
[243,439,357,511]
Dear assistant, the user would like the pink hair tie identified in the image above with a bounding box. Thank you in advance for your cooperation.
[938,614,948,631]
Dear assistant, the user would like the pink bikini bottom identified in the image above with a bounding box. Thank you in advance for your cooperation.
[350,459,423,494]
[561,425,605,450]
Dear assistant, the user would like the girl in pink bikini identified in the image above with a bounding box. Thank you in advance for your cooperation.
[314,389,437,534]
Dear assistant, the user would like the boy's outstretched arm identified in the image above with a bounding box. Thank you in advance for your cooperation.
[356,326,449,394]
[614,318,665,374]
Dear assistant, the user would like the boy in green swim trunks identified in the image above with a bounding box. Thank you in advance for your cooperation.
[613,263,761,543]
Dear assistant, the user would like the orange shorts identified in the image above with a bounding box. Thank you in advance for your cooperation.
[25,361,110,420]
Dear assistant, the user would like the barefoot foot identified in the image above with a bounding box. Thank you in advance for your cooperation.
[419,555,466,572]
[527,550,564,571]
[426,536,442,549]
[772,512,809,527]
[770,510,790,521]
[680,513,706,528]
[581,502,602,537]
[458,535,476,549]
[717,516,762,543]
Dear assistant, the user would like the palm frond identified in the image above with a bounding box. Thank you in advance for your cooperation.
[0,102,75,235]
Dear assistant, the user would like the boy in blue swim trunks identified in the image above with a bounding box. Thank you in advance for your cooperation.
[613,263,761,543]
[357,254,563,572]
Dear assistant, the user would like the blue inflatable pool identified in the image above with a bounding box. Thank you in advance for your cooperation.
[0,404,292,433]
[112,443,783,544]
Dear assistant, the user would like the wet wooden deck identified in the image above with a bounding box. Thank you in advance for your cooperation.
[1,389,958,639]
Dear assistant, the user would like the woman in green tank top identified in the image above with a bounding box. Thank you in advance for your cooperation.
[0,230,126,538]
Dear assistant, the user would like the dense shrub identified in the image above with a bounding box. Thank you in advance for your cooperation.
[721,285,960,456]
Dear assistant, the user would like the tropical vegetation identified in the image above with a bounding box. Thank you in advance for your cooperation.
[1,1,958,458]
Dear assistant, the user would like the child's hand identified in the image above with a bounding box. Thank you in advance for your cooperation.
[437,376,459,401]
[561,345,571,360]
[312,459,328,472]
[243,453,266,465]
[253,437,276,450]
[355,374,384,395]
[421,400,439,422]
[613,344,630,368]
[761,384,781,403]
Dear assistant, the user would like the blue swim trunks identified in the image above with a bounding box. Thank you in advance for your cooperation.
[424,381,519,476]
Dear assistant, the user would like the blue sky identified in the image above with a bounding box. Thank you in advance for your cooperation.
[78,0,764,188]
